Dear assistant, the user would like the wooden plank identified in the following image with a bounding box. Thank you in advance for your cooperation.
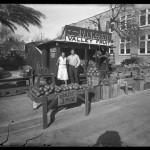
[42,97,48,129]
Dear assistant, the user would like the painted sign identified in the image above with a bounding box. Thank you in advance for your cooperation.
[65,25,112,46]
[58,90,77,106]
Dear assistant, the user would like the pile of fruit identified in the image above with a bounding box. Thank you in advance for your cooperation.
[134,75,144,80]
[86,67,101,77]
[30,83,85,98]
[100,79,110,85]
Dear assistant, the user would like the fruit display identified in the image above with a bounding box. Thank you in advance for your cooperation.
[86,67,101,77]
[30,83,85,98]
[100,79,110,85]
[134,75,144,80]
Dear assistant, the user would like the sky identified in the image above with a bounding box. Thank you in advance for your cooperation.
[15,4,109,43]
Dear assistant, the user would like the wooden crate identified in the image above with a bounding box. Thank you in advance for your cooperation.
[144,82,150,90]
[100,83,119,100]
[143,75,150,83]
[100,84,110,100]
[133,79,144,91]
[87,76,100,87]
[109,83,118,98]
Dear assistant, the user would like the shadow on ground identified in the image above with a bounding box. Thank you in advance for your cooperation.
[93,131,124,147]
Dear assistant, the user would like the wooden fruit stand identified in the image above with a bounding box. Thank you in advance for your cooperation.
[27,86,91,129]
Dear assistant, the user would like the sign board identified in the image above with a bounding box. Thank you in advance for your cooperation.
[50,48,56,52]
[50,52,56,58]
[65,25,112,46]
[58,90,77,106]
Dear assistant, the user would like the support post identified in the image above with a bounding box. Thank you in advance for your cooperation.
[85,49,88,72]
[85,88,89,116]
[42,97,48,129]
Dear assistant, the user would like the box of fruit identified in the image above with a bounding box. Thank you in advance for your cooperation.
[100,79,118,100]
[109,79,118,98]
[100,79,110,100]
[28,83,86,105]
[133,75,145,91]
[86,67,102,87]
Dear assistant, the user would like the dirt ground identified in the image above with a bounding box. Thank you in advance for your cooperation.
[1,89,150,147]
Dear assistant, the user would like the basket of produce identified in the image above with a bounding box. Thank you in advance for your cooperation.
[28,83,86,103]
[19,65,32,77]
[86,67,102,87]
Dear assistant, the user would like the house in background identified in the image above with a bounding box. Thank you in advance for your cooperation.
[64,4,150,65]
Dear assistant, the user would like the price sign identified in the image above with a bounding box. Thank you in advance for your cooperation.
[58,91,77,106]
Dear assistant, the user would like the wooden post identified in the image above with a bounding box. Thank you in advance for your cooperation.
[125,83,128,95]
[36,75,41,87]
[85,88,89,116]
[42,97,48,129]
[42,49,47,68]
[85,49,88,72]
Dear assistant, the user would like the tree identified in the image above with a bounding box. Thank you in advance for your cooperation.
[32,33,50,43]
[0,4,46,32]
[88,15,102,31]
[0,25,13,40]
[107,4,145,47]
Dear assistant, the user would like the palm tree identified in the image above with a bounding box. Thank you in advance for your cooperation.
[0,4,46,32]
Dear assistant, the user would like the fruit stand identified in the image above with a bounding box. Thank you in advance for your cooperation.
[27,83,93,129]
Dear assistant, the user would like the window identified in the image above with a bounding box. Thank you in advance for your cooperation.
[140,15,146,26]
[120,14,132,30]
[140,9,150,26]
[105,21,110,32]
[109,48,114,54]
[139,35,150,54]
[127,14,132,29]
[120,44,125,54]
[147,41,150,53]
[109,40,114,55]
[105,21,115,33]
[120,38,131,55]
[110,22,115,32]
[140,42,145,53]
[126,43,130,54]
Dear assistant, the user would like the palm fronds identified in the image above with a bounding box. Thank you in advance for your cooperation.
[0,4,46,32]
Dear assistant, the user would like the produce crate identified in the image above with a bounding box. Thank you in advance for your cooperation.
[133,79,144,91]
[143,75,150,83]
[100,84,110,100]
[109,82,118,98]
[144,82,150,90]
[87,76,101,87]
[100,81,118,100]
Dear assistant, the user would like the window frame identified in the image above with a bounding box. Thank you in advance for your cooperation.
[138,35,150,55]
[109,40,114,55]
[119,38,131,55]
[139,9,150,27]
[105,21,115,33]
[120,13,132,31]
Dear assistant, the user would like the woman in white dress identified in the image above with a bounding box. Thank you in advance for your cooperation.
[56,51,68,85]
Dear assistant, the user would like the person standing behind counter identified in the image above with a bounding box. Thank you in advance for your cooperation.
[67,49,80,84]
